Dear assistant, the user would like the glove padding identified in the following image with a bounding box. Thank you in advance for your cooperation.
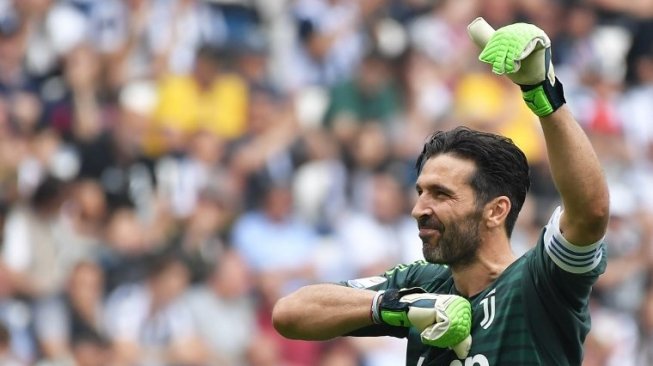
[468,18,566,117]
[378,288,472,359]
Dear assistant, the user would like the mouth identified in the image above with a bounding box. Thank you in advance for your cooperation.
[418,228,441,240]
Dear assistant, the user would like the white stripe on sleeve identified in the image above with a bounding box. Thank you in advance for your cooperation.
[543,207,604,274]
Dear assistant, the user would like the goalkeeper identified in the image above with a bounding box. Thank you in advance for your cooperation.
[273,18,609,365]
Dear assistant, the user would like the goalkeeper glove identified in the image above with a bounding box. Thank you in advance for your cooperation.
[467,17,566,117]
[372,288,472,359]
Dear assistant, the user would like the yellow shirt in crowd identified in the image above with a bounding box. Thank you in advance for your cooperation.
[454,73,545,164]
[154,73,248,139]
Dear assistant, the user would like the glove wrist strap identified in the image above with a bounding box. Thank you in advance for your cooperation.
[376,288,414,327]
[520,77,566,117]
[371,290,384,324]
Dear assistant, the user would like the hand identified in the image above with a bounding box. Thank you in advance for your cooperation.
[375,288,472,358]
[467,18,566,117]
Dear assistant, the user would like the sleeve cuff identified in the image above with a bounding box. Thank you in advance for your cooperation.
[543,206,604,274]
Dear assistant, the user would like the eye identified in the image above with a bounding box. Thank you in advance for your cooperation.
[434,190,450,198]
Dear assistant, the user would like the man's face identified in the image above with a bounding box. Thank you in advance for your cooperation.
[412,154,483,266]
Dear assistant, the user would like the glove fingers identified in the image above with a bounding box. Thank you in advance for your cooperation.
[406,304,438,331]
[497,48,511,74]
[479,43,506,75]
[420,321,450,347]
[479,23,551,76]
[480,38,519,75]
[421,302,471,348]
[451,335,472,359]
[478,39,501,70]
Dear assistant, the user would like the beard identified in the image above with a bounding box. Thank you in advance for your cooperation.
[421,209,482,267]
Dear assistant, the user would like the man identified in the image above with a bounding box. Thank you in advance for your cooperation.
[104,255,208,365]
[272,18,610,366]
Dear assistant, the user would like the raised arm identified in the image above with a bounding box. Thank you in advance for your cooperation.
[468,18,609,246]
[540,106,609,245]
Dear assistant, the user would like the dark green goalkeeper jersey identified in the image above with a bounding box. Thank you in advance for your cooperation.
[343,208,606,366]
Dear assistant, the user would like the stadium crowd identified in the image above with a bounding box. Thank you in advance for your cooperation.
[0,0,651,365]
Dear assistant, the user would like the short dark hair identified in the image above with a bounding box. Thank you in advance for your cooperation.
[147,253,187,279]
[415,126,530,236]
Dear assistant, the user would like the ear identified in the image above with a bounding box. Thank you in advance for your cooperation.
[483,196,511,230]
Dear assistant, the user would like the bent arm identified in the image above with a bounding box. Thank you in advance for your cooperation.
[540,105,610,246]
[272,283,375,340]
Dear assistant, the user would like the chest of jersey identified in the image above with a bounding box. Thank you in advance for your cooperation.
[408,263,542,366]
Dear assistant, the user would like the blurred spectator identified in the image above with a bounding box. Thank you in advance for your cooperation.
[233,29,274,92]
[587,0,653,19]
[58,179,106,251]
[619,34,653,209]
[555,2,600,86]
[228,87,299,209]
[2,176,85,298]
[345,123,402,212]
[291,128,347,231]
[46,44,104,141]
[281,0,366,91]
[398,49,452,133]
[408,0,478,79]
[245,332,299,366]
[68,332,113,366]
[185,249,256,365]
[68,89,156,211]
[232,182,325,363]
[33,261,107,363]
[583,299,640,366]
[0,6,35,95]
[10,91,43,137]
[156,130,232,218]
[317,340,361,366]
[625,19,653,86]
[621,36,653,161]
[98,0,226,88]
[19,0,87,82]
[0,262,34,364]
[95,0,160,87]
[0,320,22,366]
[323,50,402,134]
[594,185,650,314]
[104,254,207,366]
[17,128,70,196]
[167,183,237,282]
[98,207,155,292]
[333,171,422,278]
[143,0,223,75]
[154,45,249,147]
[477,0,518,28]
[43,44,158,214]
[231,184,318,293]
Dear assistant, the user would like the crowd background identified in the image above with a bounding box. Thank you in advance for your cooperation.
[0,0,651,365]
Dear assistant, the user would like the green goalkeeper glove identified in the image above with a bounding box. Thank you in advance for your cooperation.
[372,288,472,359]
[467,17,566,117]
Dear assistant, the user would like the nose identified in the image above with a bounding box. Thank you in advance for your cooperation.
[411,197,430,220]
